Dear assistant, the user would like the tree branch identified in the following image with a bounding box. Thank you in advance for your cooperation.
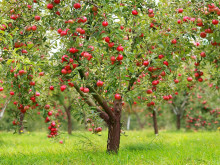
[76,68,115,120]
[181,96,189,109]
[84,0,100,8]
[127,71,143,92]
[0,96,12,120]
[170,102,177,115]
[86,85,116,120]
[73,82,109,123]
[63,104,67,111]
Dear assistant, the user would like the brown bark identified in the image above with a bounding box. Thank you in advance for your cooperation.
[107,100,122,153]
[177,114,181,130]
[77,68,115,120]
[65,106,72,134]
[19,113,24,134]
[74,82,122,153]
[86,85,115,120]
[73,83,109,123]
[152,110,158,135]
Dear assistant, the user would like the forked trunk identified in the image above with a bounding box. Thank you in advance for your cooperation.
[65,106,72,135]
[177,114,181,130]
[19,113,24,134]
[107,100,122,153]
[153,110,158,135]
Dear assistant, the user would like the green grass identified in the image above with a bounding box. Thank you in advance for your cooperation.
[0,130,219,165]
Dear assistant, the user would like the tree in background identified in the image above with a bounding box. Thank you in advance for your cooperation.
[185,82,220,130]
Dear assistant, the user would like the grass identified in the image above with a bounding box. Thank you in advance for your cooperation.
[0,130,219,165]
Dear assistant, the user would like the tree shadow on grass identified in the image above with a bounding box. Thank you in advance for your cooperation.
[123,143,163,151]
[122,136,164,151]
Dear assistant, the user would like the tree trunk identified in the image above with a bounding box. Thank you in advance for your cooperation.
[19,113,24,134]
[176,114,181,130]
[127,115,130,130]
[107,100,122,153]
[152,110,158,135]
[65,106,72,135]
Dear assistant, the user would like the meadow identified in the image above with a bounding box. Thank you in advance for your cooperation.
[0,130,219,165]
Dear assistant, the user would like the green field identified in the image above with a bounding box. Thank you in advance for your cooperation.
[0,130,219,165]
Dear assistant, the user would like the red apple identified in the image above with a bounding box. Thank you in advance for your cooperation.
[161,71,166,76]
[34,16,41,21]
[105,37,110,43]
[48,111,53,116]
[39,72,44,76]
[116,45,124,52]
[84,88,89,93]
[115,94,121,100]
[132,10,138,15]
[10,91,14,95]
[54,0,60,4]
[102,21,108,27]
[163,61,169,66]
[96,127,102,132]
[117,54,123,61]
[171,39,177,44]
[177,19,182,24]
[61,69,67,74]
[47,4,54,10]
[200,32,206,38]
[143,61,149,66]
[60,85,67,92]
[200,52,206,57]
[178,8,183,13]
[187,77,193,82]
[194,72,199,77]
[147,89,152,94]
[74,3,81,9]
[108,42,114,48]
[198,78,203,82]
[148,9,154,14]
[45,105,50,109]
[152,80,158,86]
[49,86,54,90]
[97,80,104,87]
[212,19,219,25]
[110,56,116,62]
[32,25,37,31]
[158,54,164,59]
